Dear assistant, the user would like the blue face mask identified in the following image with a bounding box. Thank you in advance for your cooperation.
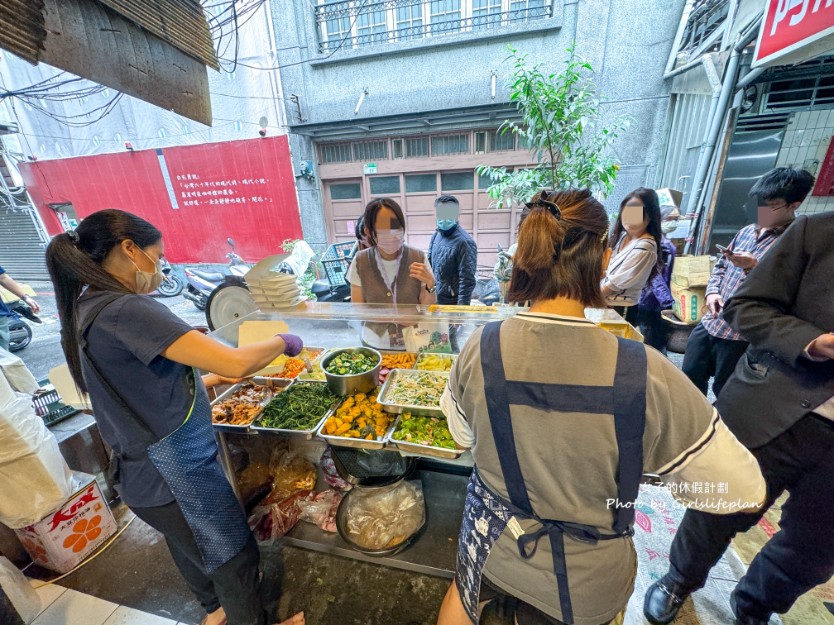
[437,219,457,231]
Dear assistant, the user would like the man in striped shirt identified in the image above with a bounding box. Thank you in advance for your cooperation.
[681,168,815,397]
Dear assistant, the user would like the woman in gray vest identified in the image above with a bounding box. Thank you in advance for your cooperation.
[436,190,765,625]
[346,198,436,349]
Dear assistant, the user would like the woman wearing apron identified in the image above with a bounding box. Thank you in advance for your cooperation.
[45,210,304,625]
[346,198,436,349]
[600,188,663,325]
[437,190,766,625]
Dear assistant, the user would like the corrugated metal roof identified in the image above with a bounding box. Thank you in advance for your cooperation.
[96,0,219,69]
[0,0,46,64]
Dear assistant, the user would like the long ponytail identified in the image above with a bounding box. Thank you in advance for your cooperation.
[45,210,162,393]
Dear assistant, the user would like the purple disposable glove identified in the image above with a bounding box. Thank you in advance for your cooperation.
[278,333,303,357]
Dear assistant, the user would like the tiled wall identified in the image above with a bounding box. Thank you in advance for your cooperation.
[775,108,834,215]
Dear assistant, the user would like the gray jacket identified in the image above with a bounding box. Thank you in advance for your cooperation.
[717,213,834,449]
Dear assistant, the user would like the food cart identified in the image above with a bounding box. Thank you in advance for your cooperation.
[207,302,639,578]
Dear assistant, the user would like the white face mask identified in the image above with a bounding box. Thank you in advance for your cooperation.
[131,247,164,294]
[375,229,404,255]
[661,221,677,235]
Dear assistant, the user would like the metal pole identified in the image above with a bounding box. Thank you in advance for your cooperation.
[681,17,762,253]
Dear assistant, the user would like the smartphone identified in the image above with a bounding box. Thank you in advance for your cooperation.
[715,244,729,254]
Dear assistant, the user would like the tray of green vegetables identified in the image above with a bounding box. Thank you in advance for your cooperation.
[385,411,464,460]
[252,381,339,438]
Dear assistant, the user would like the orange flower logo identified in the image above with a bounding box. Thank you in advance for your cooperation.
[62,515,103,553]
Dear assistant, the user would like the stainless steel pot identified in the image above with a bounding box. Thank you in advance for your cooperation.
[321,347,381,396]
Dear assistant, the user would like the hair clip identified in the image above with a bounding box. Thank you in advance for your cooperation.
[66,229,80,244]
[525,191,561,220]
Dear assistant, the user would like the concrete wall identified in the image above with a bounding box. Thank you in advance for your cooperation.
[272,0,687,241]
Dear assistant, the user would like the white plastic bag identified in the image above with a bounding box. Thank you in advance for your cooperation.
[0,394,73,528]
[0,556,41,623]
[0,350,39,395]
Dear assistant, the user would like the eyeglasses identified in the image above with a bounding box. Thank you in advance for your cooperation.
[760,202,790,211]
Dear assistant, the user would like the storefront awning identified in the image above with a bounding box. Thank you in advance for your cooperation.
[0,0,216,125]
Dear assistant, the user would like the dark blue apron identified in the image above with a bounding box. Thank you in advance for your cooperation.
[456,320,647,624]
[80,293,251,572]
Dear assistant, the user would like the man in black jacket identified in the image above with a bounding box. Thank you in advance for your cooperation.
[644,212,834,625]
[428,195,478,305]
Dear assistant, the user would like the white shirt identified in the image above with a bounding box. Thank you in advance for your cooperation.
[345,250,430,288]
[602,234,658,306]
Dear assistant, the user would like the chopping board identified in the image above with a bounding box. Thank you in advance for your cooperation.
[238,320,290,366]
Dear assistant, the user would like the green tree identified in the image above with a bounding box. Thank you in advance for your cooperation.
[478,46,628,208]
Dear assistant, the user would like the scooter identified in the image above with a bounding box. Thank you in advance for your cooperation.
[183,238,251,310]
[1,286,42,352]
[152,258,184,298]
[309,241,356,303]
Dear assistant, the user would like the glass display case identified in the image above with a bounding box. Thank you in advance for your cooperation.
[208,302,633,577]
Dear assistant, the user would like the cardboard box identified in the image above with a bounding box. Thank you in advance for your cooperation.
[656,188,684,209]
[671,282,707,325]
[15,473,116,573]
[672,255,713,288]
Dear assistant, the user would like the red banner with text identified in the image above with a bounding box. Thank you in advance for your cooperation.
[20,136,303,264]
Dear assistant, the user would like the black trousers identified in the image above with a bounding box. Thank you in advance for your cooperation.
[681,323,749,397]
[479,577,617,625]
[132,500,266,625]
[665,414,834,620]
[636,308,668,354]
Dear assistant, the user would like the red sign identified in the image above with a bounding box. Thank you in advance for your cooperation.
[812,136,834,197]
[19,136,303,264]
[48,484,97,532]
[754,0,834,67]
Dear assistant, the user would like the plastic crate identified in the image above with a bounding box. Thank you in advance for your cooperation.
[33,387,81,427]
[320,241,357,288]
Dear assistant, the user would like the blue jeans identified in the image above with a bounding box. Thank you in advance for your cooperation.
[0,315,11,352]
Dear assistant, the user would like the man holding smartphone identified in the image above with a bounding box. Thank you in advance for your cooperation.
[680,167,814,398]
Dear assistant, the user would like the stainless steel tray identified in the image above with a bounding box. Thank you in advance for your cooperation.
[315,391,397,450]
[413,352,458,372]
[211,380,279,432]
[250,380,339,439]
[376,369,449,418]
[255,346,326,379]
[385,414,463,460]
[317,416,398,451]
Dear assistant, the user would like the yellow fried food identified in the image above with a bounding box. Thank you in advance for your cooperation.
[381,352,417,369]
[415,354,456,372]
[322,389,394,441]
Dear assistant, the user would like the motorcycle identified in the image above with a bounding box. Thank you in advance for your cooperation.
[1,285,42,353]
[183,238,251,311]
[152,258,184,298]
[309,241,355,303]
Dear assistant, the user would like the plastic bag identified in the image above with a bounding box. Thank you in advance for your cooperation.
[297,490,342,533]
[0,556,41,623]
[0,350,39,395]
[0,394,73,528]
[344,480,425,550]
[270,449,316,502]
[248,489,310,545]
[319,448,351,491]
